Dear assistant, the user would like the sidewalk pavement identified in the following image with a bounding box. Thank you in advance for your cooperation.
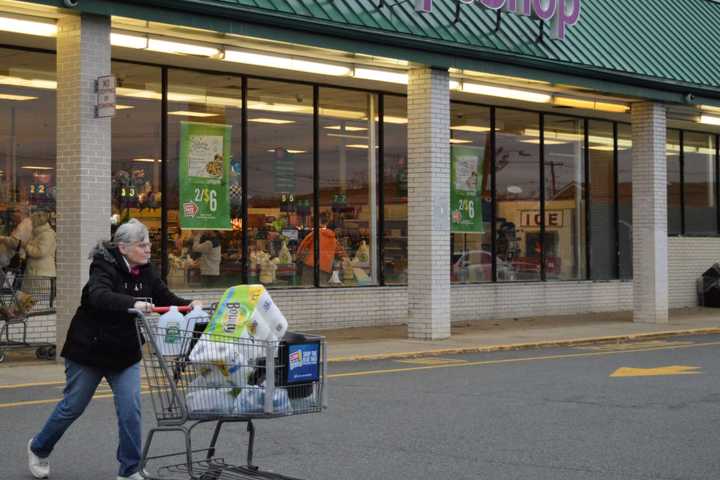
[2,307,720,386]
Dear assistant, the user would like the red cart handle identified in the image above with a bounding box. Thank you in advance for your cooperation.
[151,305,193,314]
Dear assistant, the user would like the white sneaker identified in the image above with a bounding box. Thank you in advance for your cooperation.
[117,471,146,480]
[27,438,49,479]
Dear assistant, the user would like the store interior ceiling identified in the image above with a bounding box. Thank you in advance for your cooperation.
[0,0,717,133]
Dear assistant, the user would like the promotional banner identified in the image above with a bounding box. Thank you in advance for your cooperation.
[179,121,232,230]
[451,145,486,233]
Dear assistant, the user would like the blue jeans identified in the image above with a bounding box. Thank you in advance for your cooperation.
[31,359,142,477]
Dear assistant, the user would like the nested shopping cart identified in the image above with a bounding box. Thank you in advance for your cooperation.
[133,306,327,480]
[0,269,56,363]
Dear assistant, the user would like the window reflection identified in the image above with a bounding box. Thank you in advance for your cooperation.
[318,88,378,286]
[667,129,681,235]
[588,120,617,280]
[112,62,162,272]
[166,69,243,289]
[684,131,717,235]
[495,109,541,281]
[450,103,492,283]
[383,95,408,285]
[247,79,313,288]
[543,115,586,280]
[617,124,633,279]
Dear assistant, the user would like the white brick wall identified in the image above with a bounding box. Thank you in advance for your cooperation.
[631,102,669,323]
[669,237,720,308]
[407,67,451,340]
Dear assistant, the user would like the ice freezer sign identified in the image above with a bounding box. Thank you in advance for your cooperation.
[288,343,320,383]
[179,121,232,230]
[451,145,486,234]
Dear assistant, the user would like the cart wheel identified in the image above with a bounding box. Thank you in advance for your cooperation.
[36,346,48,360]
[0,351,5,363]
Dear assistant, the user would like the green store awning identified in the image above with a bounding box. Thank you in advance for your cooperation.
[28,0,720,99]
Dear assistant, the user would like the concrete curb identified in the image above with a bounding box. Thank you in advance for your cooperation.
[328,327,720,363]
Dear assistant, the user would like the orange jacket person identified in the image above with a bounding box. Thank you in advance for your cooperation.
[296,223,347,284]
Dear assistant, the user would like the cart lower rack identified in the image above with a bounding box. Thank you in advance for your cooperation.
[134,307,327,480]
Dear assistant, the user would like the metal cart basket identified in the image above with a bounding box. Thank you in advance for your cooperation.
[0,270,56,363]
[134,306,327,480]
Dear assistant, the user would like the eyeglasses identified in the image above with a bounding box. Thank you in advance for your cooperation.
[134,242,152,250]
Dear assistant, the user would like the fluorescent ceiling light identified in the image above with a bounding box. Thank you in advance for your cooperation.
[266,149,306,154]
[449,138,472,144]
[115,105,135,110]
[0,93,37,101]
[353,68,408,85]
[522,139,567,145]
[699,115,720,126]
[111,32,148,49]
[168,111,219,117]
[451,125,490,133]
[147,38,220,57]
[449,79,462,91]
[326,133,369,140]
[224,50,351,76]
[249,118,296,124]
[383,116,408,124]
[133,158,161,163]
[554,96,629,113]
[0,75,56,90]
[346,144,370,149]
[0,15,56,37]
[700,105,720,114]
[324,125,367,132]
[21,166,53,170]
[462,82,551,104]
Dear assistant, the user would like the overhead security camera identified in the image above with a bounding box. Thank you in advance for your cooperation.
[63,0,79,7]
[684,93,696,104]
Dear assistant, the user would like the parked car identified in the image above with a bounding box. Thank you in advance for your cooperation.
[452,250,516,282]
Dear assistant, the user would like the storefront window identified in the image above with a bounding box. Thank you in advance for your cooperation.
[0,48,56,285]
[382,95,408,285]
[450,103,492,283]
[543,115,586,280]
[495,109,541,282]
[318,88,378,287]
[247,79,313,288]
[112,62,162,271]
[667,129,682,235]
[683,131,717,235]
[618,124,633,279]
[166,69,243,290]
[588,120,617,280]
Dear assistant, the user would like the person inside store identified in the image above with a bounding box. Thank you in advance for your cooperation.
[191,229,222,287]
[27,218,202,480]
[22,210,57,306]
[295,212,348,284]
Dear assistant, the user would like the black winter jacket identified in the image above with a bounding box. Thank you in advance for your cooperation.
[61,243,191,371]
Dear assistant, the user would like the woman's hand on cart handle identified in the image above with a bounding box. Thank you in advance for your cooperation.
[133,301,154,313]
[151,305,193,314]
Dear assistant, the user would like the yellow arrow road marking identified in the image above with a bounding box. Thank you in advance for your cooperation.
[610,365,702,377]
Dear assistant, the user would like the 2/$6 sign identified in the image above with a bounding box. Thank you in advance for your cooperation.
[416,0,581,40]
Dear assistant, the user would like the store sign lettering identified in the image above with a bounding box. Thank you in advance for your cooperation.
[415,0,581,40]
[520,210,564,228]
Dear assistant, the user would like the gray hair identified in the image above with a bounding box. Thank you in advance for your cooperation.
[113,218,149,245]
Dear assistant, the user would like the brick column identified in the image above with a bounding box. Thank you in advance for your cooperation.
[631,102,668,323]
[407,67,450,340]
[55,14,112,354]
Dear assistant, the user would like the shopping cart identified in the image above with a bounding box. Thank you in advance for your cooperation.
[133,305,327,480]
[0,269,56,363]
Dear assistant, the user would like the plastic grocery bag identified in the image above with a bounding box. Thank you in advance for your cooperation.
[186,388,235,414]
[190,366,232,389]
[233,387,292,414]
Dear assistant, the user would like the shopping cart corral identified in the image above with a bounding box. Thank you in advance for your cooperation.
[0,270,56,363]
[133,306,327,480]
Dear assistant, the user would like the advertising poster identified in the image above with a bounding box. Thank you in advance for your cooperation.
[451,145,486,233]
[179,121,232,230]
